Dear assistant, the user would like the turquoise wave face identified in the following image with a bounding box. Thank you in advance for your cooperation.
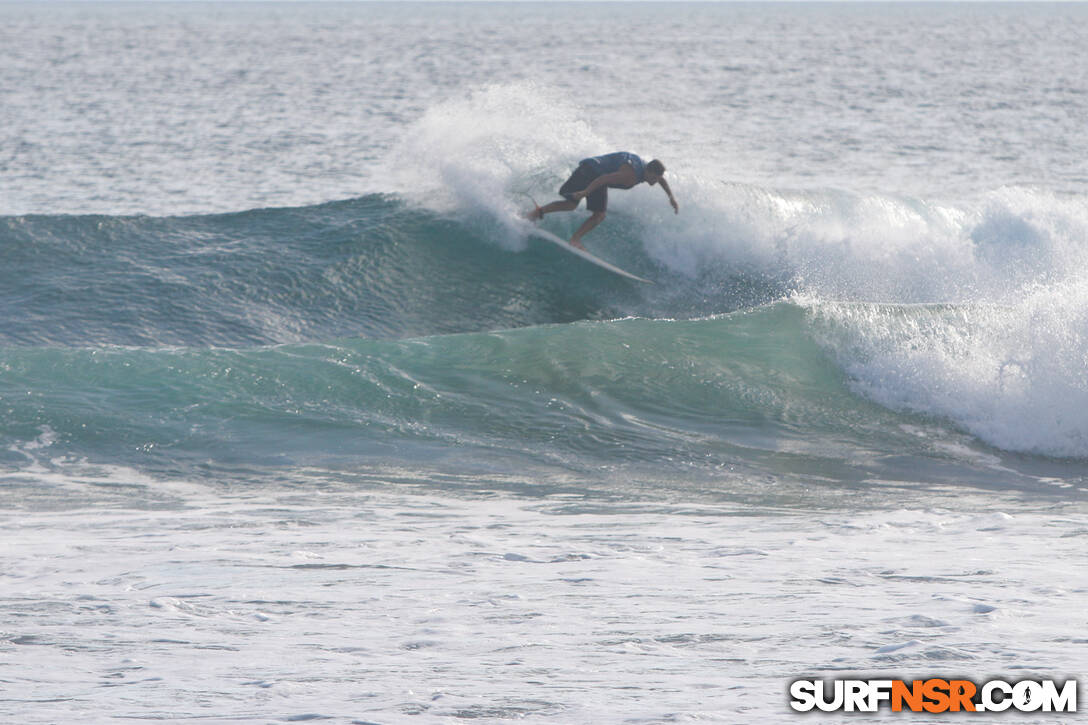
[2,305,1074,498]
[0,196,781,348]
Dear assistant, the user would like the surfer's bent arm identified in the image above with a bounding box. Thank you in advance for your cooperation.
[659,178,679,214]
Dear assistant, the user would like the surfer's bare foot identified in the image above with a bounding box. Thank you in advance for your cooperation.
[525,205,542,221]
[570,239,586,251]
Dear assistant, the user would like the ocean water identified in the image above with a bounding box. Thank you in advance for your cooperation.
[2,2,1087,722]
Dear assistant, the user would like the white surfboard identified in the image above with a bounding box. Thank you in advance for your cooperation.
[525,226,653,284]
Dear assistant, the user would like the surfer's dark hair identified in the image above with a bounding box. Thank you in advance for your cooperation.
[647,159,666,175]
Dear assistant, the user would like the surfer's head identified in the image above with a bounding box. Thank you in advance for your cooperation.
[645,159,666,185]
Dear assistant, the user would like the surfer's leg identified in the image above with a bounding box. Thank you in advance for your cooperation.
[567,186,608,248]
[527,163,596,220]
[570,211,605,250]
[526,199,577,220]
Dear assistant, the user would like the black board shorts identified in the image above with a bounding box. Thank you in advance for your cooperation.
[559,162,608,212]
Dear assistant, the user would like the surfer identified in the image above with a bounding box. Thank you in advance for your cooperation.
[526,152,678,249]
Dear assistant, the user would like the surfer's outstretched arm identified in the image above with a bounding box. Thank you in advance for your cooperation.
[659,178,679,214]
